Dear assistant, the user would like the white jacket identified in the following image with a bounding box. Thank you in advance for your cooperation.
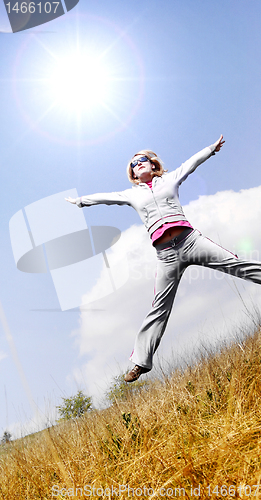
[76,144,216,237]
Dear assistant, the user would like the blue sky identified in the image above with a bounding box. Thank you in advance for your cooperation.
[1,0,261,437]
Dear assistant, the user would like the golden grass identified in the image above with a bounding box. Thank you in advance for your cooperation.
[1,326,261,499]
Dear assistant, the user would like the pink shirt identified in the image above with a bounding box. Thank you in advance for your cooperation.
[146,180,193,244]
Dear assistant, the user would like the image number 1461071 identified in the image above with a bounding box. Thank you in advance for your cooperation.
[2,0,79,32]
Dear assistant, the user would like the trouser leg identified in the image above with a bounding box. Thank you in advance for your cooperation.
[129,247,186,370]
[190,231,261,283]
[129,229,261,371]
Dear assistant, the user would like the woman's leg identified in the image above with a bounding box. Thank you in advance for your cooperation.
[129,245,187,371]
[188,230,261,283]
[129,228,261,372]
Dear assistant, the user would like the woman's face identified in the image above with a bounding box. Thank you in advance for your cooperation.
[132,155,153,182]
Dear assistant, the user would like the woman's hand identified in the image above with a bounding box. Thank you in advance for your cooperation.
[65,196,76,204]
[213,134,225,152]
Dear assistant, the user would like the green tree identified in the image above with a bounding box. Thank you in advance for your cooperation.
[56,390,92,421]
[106,371,148,403]
[1,431,12,444]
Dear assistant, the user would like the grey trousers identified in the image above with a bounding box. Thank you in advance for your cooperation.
[129,229,261,370]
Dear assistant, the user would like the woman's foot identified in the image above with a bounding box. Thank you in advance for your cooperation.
[124,365,149,383]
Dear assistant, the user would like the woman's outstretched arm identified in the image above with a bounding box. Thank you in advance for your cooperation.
[172,134,225,185]
[65,189,132,208]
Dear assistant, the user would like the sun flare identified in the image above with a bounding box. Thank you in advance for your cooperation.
[12,18,145,145]
[48,53,111,112]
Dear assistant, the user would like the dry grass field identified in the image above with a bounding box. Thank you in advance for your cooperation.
[0,324,261,499]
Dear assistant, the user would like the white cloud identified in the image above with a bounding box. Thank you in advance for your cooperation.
[2,400,58,440]
[70,186,261,406]
[0,351,7,362]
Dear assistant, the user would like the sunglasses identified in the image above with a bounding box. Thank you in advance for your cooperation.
[131,156,149,169]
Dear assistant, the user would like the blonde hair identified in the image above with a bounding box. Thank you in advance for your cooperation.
[126,150,167,185]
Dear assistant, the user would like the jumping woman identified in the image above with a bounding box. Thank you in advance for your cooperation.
[66,135,261,382]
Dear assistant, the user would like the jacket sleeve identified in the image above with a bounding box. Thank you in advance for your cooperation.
[172,144,216,185]
[76,189,132,208]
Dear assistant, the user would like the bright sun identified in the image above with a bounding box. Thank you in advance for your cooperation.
[13,23,144,145]
[48,52,111,112]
